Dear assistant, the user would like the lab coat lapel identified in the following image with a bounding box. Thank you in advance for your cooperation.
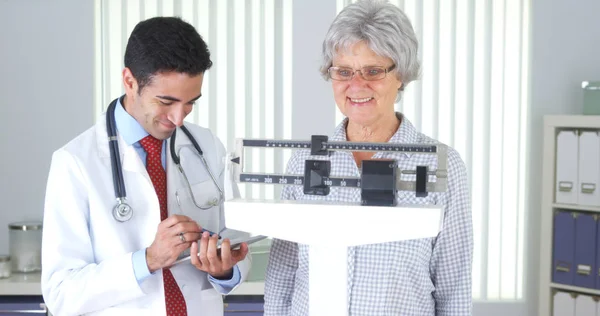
[94,113,149,176]
[95,114,111,159]
[166,126,195,215]
[121,141,147,174]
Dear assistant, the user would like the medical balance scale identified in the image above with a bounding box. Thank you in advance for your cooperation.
[223,135,448,316]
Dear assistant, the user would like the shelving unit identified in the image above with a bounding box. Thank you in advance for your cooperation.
[539,115,600,316]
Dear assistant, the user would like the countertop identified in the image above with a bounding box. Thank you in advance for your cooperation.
[0,272,43,296]
[0,272,264,296]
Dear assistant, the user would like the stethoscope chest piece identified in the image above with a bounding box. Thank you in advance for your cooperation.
[113,200,133,222]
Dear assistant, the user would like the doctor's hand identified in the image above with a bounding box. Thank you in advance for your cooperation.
[190,231,249,279]
[146,215,202,273]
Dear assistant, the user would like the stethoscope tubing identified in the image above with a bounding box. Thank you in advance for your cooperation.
[107,98,127,201]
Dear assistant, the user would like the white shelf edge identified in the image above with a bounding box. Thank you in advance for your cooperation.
[550,283,600,296]
[552,203,600,213]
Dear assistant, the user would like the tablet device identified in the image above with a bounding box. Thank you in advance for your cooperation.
[173,231,267,265]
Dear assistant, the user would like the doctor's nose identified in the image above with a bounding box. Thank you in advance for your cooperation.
[167,107,187,127]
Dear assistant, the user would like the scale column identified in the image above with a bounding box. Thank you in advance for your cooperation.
[309,245,349,316]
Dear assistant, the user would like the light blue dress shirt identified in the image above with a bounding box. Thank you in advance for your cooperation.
[114,98,240,288]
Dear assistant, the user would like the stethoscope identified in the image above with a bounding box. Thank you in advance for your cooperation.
[106,97,225,222]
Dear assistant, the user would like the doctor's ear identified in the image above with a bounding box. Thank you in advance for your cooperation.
[122,67,139,95]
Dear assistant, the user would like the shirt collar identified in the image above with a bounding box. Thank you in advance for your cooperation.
[114,96,149,146]
[331,112,420,144]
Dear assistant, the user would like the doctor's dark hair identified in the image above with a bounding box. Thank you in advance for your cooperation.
[124,16,213,93]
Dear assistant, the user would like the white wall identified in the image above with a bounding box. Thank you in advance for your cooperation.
[527,0,600,315]
[0,0,94,255]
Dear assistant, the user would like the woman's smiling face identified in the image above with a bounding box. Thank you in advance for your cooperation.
[331,41,402,126]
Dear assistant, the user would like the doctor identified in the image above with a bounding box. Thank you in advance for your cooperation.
[41,17,250,316]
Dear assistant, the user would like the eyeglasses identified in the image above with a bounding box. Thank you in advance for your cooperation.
[328,64,396,81]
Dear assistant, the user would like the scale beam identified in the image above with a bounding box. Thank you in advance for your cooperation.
[229,135,449,203]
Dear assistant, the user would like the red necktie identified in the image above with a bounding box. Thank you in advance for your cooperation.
[139,135,187,316]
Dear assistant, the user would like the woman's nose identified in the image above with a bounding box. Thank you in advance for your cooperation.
[348,71,368,88]
[348,72,367,89]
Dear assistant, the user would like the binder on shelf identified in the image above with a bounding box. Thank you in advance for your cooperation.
[574,213,597,288]
[596,218,600,290]
[553,291,575,316]
[553,211,576,286]
[556,130,579,205]
[575,294,595,316]
[577,131,600,206]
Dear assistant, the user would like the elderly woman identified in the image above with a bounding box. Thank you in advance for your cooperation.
[264,0,472,315]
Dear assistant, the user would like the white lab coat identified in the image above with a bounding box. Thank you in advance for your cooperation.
[41,115,250,316]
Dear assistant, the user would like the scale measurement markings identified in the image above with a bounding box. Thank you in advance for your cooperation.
[239,174,361,187]
[242,139,437,153]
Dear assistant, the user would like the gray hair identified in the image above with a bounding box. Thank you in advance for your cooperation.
[320,0,421,101]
